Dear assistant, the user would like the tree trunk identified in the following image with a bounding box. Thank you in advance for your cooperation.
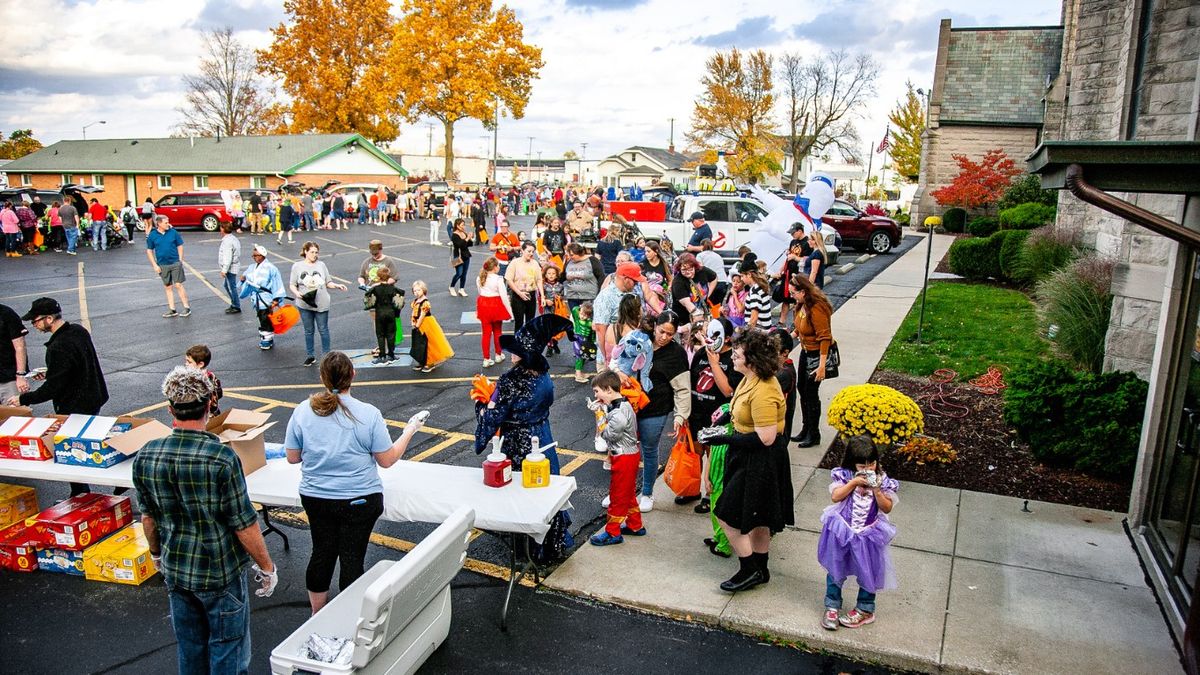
[789,138,801,192]
[443,121,455,180]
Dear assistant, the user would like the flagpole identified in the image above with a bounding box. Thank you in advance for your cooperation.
[864,140,874,202]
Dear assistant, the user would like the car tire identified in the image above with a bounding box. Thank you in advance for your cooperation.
[869,230,893,254]
[201,214,220,232]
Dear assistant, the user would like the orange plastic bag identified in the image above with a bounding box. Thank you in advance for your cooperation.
[663,424,701,497]
[620,377,650,413]
[268,304,300,334]
[470,374,495,404]
[551,295,570,341]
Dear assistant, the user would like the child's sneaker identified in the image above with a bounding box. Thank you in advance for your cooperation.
[601,495,611,508]
[483,357,495,367]
[371,357,387,364]
[694,496,711,514]
[620,525,647,536]
[821,608,840,630]
[637,495,654,513]
[589,531,623,546]
[573,372,588,383]
[839,609,875,628]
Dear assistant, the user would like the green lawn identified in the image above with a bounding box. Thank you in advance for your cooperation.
[877,281,1050,380]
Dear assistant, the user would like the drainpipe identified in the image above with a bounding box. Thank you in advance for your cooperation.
[1065,164,1200,249]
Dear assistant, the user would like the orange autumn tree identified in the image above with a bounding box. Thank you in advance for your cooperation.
[257,0,402,143]
[390,0,543,179]
[931,148,1021,211]
[686,48,781,184]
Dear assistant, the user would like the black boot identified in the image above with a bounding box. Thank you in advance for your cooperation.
[790,427,811,443]
[797,432,822,448]
[753,551,770,583]
[720,555,767,592]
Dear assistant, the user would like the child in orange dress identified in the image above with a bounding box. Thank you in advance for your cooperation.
[410,280,454,373]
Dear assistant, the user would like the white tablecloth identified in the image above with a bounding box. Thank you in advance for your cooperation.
[245,459,576,544]
[0,457,576,544]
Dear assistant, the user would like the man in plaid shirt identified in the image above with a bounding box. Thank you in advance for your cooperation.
[133,366,278,674]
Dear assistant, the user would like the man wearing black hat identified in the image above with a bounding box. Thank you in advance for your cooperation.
[685,211,713,253]
[6,297,107,496]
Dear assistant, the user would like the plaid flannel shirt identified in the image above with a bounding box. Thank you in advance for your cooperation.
[132,429,258,592]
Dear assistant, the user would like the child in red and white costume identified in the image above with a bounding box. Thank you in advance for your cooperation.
[589,370,645,546]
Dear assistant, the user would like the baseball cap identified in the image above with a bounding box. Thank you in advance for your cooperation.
[616,261,646,282]
[21,297,61,321]
[689,211,705,222]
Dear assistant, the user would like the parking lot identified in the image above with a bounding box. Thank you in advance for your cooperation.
[0,215,914,673]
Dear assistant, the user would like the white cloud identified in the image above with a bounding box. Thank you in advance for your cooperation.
[1,0,1061,168]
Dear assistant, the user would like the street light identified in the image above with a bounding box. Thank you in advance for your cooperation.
[82,120,106,140]
[526,136,535,183]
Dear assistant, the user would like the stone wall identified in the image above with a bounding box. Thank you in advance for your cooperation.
[912,124,1039,226]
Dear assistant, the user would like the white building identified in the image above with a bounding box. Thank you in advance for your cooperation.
[595,146,697,189]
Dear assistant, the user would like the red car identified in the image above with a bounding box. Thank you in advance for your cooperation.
[154,191,235,232]
[821,199,903,254]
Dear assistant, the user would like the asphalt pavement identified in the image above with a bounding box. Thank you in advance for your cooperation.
[0,215,913,674]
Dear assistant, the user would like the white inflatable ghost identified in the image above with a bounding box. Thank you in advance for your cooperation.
[744,172,836,270]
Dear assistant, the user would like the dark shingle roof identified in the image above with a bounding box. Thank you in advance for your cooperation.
[626,146,696,171]
[942,26,1063,126]
[616,165,663,176]
[4,134,406,176]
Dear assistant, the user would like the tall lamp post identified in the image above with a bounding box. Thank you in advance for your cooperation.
[526,136,535,184]
[82,120,106,140]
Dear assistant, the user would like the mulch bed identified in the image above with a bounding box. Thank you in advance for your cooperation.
[817,370,1132,512]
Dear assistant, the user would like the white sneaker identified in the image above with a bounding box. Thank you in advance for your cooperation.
[601,495,611,508]
[483,358,495,367]
[638,495,654,513]
[494,352,506,363]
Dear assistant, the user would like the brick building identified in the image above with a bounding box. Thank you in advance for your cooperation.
[911,21,1064,226]
[1030,0,1200,648]
[2,133,408,210]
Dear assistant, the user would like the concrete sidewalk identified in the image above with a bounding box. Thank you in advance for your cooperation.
[544,232,1181,674]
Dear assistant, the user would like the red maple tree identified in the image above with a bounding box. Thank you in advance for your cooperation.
[931,148,1022,210]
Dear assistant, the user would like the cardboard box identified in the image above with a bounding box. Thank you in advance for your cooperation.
[36,546,86,575]
[0,483,38,530]
[0,522,38,572]
[83,523,157,585]
[52,415,173,469]
[29,493,133,551]
[207,409,275,476]
[0,415,63,461]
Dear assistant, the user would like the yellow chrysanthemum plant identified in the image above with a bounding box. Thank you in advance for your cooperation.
[827,384,924,447]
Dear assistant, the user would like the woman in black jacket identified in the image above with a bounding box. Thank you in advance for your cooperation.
[449,219,473,296]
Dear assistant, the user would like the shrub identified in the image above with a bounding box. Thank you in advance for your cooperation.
[966,216,999,237]
[998,174,1057,211]
[1004,360,1148,479]
[1011,226,1079,285]
[864,203,887,216]
[998,229,1031,281]
[942,207,967,233]
[895,212,911,227]
[948,235,1002,279]
[827,384,924,447]
[1035,255,1114,373]
[999,202,1057,230]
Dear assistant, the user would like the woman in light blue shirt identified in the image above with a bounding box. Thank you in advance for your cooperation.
[284,351,428,614]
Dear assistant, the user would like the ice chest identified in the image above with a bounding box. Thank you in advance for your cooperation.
[0,522,38,572]
[0,483,38,530]
[83,523,157,585]
[53,414,173,468]
[207,409,275,476]
[29,493,133,550]
[0,415,63,461]
[270,506,474,675]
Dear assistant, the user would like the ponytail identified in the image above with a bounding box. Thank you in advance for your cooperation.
[309,352,357,423]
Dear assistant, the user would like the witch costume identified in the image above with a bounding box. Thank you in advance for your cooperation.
[816,468,900,594]
[474,314,576,561]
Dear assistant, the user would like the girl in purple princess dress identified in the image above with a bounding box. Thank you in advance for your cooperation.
[817,435,899,630]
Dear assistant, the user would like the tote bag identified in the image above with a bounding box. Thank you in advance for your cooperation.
[663,424,702,497]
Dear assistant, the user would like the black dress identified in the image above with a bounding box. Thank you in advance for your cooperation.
[713,376,795,534]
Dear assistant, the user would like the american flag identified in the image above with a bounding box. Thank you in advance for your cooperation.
[876,129,891,154]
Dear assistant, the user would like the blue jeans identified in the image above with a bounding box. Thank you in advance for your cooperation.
[825,574,876,613]
[166,572,251,675]
[64,226,79,253]
[637,414,669,496]
[223,272,240,309]
[92,222,107,250]
[358,207,367,224]
[302,211,314,230]
[450,258,470,289]
[299,308,330,358]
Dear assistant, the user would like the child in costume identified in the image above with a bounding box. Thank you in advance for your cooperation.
[724,274,747,329]
[409,280,454,373]
[817,435,900,630]
[184,344,223,417]
[588,370,645,546]
[542,265,566,356]
[699,403,733,558]
[571,301,596,384]
[363,268,404,364]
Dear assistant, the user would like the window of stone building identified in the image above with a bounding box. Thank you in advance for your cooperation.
[1125,0,1158,140]
[194,175,209,189]
[158,175,172,189]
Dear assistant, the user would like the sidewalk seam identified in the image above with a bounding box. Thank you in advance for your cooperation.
[938,488,962,668]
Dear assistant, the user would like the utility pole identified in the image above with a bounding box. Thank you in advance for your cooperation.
[492,96,500,185]
[527,136,534,184]
[426,123,434,156]
[537,151,543,182]
[668,118,675,150]
[581,142,588,161]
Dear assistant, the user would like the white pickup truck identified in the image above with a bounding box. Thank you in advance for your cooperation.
[635,193,840,263]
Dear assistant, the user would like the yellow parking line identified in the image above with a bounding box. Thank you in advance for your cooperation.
[560,456,590,476]
[407,436,461,462]
[253,403,278,413]
[76,262,91,332]
[223,372,581,392]
[121,400,170,417]
[182,260,228,302]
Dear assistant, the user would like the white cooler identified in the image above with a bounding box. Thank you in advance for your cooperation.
[270,506,474,675]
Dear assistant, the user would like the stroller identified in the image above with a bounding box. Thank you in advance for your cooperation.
[80,218,129,250]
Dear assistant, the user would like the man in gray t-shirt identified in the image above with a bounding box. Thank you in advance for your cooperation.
[57,202,80,254]
[301,193,314,230]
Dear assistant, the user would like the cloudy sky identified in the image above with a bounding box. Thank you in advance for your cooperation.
[0,0,1060,164]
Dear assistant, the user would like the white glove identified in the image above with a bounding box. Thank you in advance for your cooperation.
[252,563,279,598]
[407,410,430,429]
[586,398,605,412]
[150,553,162,569]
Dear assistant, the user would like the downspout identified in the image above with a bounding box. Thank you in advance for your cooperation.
[1065,163,1200,249]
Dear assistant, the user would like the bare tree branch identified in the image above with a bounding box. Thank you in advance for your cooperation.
[175,27,284,137]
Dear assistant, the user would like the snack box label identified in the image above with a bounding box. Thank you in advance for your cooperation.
[0,416,61,461]
[0,483,38,530]
[83,523,157,585]
[0,522,38,572]
[29,493,132,551]
[36,547,85,575]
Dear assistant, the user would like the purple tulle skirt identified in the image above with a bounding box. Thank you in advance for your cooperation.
[816,504,899,593]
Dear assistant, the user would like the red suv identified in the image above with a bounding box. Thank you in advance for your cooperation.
[821,199,902,254]
[154,191,234,232]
